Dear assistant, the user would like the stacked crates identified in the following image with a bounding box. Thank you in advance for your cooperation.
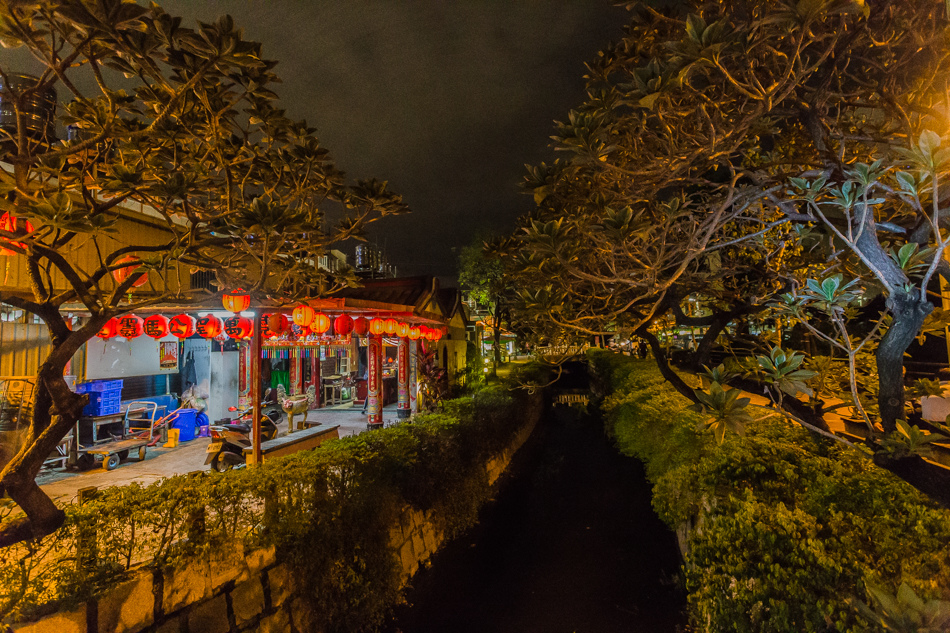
[76,379,123,416]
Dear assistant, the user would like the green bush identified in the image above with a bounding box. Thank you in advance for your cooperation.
[0,386,537,633]
[587,349,950,632]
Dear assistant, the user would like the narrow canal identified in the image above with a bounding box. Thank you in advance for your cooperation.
[385,396,687,632]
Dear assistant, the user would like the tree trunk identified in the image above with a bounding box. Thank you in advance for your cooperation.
[877,291,932,433]
[0,328,90,548]
[637,328,699,404]
[492,298,502,376]
[693,311,732,370]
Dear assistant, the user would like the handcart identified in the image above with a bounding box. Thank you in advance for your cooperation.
[81,401,159,471]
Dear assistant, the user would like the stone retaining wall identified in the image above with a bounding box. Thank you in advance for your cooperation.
[12,401,542,633]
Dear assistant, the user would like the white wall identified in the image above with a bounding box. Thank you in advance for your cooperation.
[182,338,210,395]
[208,350,239,424]
[85,334,179,380]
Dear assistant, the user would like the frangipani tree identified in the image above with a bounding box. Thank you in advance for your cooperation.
[0,0,406,547]
[503,0,950,504]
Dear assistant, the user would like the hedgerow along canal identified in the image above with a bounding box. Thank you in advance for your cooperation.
[385,396,687,632]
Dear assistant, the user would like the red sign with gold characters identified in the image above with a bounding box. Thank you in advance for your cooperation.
[368,342,378,393]
[398,342,408,384]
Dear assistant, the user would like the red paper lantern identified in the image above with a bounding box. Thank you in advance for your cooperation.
[292,304,315,327]
[97,317,119,339]
[396,322,409,338]
[224,315,253,339]
[333,313,354,336]
[0,213,34,255]
[408,326,421,340]
[384,318,398,334]
[169,314,195,338]
[222,289,251,313]
[311,312,331,334]
[353,316,370,336]
[118,315,143,339]
[263,313,288,338]
[112,255,148,288]
[196,314,223,339]
[369,318,385,335]
[143,314,169,339]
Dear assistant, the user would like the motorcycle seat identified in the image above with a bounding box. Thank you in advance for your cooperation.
[220,422,251,433]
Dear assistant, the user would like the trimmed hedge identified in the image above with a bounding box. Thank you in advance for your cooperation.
[0,385,539,633]
[588,350,950,632]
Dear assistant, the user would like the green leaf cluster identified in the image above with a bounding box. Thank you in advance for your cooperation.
[589,351,950,632]
[754,347,817,397]
[0,386,534,631]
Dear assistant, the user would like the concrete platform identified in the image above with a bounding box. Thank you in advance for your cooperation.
[36,403,406,505]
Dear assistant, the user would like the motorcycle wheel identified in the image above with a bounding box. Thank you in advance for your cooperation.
[211,451,244,473]
[262,422,278,442]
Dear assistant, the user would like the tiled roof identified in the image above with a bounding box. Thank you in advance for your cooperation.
[331,276,435,310]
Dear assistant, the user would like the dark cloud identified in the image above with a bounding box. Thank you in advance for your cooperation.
[5,1,628,279]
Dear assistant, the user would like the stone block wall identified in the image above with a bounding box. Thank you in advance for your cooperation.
[12,400,542,633]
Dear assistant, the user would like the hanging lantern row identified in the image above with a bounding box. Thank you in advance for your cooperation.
[97,313,227,340]
[95,308,449,342]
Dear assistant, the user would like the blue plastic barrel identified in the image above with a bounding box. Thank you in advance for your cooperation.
[172,408,197,442]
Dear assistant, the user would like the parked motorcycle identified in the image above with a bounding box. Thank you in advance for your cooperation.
[204,402,281,472]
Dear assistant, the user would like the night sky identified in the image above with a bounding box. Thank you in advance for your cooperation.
[6,1,629,281]
[161,1,628,281]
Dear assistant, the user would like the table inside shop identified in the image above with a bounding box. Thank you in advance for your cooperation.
[322,375,344,406]
[355,375,397,405]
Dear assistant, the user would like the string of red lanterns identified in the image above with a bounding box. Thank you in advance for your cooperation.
[93,309,448,343]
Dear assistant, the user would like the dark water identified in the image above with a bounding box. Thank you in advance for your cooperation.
[385,401,687,633]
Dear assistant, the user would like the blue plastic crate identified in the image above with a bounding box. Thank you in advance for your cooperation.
[76,379,123,394]
[82,390,122,416]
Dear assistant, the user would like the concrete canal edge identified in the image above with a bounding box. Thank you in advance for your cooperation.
[11,390,544,633]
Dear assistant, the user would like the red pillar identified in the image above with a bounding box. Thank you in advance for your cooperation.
[397,336,410,419]
[250,310,262,465]
[312,353,321,408]
[367,333,383,427]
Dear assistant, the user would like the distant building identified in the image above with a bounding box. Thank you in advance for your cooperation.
[354,244,396,279]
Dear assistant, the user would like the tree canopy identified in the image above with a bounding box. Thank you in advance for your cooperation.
[0,0,406,547]
[501,0,950,504]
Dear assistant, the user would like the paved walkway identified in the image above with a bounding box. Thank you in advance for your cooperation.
[37,403,404,505]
